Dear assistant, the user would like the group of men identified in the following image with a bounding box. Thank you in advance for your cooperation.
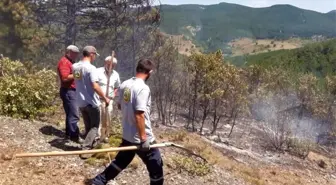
[57,45,119,146]
[57,45,164,185]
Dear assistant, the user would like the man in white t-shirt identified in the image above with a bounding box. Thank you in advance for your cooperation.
[72,46,110,159]
[91,59,164,185]
[97,56,121,140]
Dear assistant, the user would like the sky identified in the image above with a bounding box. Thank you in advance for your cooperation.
[159,0,336,13]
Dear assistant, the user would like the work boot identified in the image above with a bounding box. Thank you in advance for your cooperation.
[87,178,118,185]
[92,137,101,148]
[102,137,109,144]
[70,137,84,144]
[107,180,118,185]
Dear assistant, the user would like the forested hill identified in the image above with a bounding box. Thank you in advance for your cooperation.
[230,39,336,78]
[159,3,336,51]
[327,10,336,20]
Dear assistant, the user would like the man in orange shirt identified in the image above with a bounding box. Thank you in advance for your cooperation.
[57,45,81,143]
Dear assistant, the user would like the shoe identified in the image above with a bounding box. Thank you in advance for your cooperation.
[85,178,118,185]
[106,180,118,185]
[92,137,101,148]
[102,137,109,143]
[83,178,98,185]
[70,137,84,144]
[107,180,118,185]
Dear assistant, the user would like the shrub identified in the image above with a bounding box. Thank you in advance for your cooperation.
[171,155,210,176]
[261,118,291,151]
[0,57,58,119]
[166,130,188,142]
[286,138,316,158]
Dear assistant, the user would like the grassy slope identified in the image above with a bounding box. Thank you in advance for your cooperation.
[229,39,336,77]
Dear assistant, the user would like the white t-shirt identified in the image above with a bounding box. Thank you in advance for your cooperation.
[97,67,121,98]
[118,77,154,143]
[72,61,101,108]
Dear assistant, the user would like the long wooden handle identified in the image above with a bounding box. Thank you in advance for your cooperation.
[14,143,172,159]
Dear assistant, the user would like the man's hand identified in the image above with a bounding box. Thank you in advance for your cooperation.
[140,139,150,151]
[1,151,15,160]
[104,97,111,106]
[114,88,118,98]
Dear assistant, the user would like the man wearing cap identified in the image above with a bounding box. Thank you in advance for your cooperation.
[57,45,81,143]
[72,46,110,159]
[97,56,121,141]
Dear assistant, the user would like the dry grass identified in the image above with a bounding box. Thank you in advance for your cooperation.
[170,154,211,176]
[160,130,265,183]
[161,33,200,56]
[228,38,307,56]
[286,138,318,159]
[159,130,223,164]
[85,119,141,169]
[157,129,336,185]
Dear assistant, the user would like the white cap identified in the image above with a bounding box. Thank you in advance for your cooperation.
[105,56,117,64]
[66,45,79,53]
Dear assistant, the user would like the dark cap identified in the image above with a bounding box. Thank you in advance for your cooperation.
[83,46,100,56]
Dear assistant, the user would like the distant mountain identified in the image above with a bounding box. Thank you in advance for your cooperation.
[326,10,336,20]
[159,3,336,52]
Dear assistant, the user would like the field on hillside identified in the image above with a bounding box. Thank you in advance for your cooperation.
[228,38,311,56]
[161,33,200,56]
[160,33,316,57]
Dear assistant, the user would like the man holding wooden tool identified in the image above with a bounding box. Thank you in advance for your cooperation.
[97,55,121,141]
[91,59,164,185]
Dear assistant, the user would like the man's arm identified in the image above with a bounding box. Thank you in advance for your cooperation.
[117,86,122,110]
[135,88,150,142]
[58,60,74,82]
[62,74,74,82]
[91,67,110,104]
[92,82,109,101]
[135,110,146,141]
[113,73,121,98]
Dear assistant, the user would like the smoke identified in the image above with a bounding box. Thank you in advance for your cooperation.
[252,93,331,144]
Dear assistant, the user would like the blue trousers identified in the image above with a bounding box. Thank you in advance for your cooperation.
[92,139,164,185]
[60,87,80,139]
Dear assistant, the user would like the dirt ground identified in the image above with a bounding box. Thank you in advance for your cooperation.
[0,115,335,185]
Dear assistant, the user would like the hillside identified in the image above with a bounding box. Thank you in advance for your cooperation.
[160,3,336,52]
[161,33,201,56]
[327,10,336,20]
[229,39,336,77]
[1,115,335,185]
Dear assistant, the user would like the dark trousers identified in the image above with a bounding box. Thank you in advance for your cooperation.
[80,104,100,149]
[60,87,79,139]
[92,139,164,185]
